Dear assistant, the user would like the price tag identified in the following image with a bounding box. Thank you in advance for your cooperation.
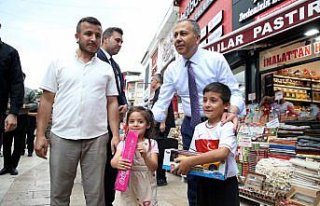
[266,118,280,128]
[275,91,283,101]
[248,93,256,101]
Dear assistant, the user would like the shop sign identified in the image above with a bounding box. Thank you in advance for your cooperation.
[275,91,283,101]
[256,0,298,21]
[161,38,175,64]
[239,0,284,23]
[260,40,320,71]
[182,0,216,20]
[200,26,207,40]
[199,39,207,48]
[208,10,223,32]
[183,0,202,18]
[205,0,320,54]
[207,25,223,43]
[194,0,215,20]
[151,50,158,68]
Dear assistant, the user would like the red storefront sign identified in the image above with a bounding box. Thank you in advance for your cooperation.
[204,0,320,53]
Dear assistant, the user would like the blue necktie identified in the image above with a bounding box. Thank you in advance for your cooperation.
[186,60,201,128]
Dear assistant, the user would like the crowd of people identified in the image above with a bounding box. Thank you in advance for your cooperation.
[0,16,244,206]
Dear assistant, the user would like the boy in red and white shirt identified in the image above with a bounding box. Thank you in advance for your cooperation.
[175,82,239,206]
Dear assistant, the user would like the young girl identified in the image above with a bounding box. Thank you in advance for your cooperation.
[111,106,159,206]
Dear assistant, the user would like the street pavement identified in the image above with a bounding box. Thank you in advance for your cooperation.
[0,154,188,206]
[0,154,251,206]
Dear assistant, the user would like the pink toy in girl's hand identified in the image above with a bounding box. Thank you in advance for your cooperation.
[114,130,139,192]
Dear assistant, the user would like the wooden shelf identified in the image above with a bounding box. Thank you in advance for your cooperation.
[273,84,311,90]
[283,97,311,102]
[239,194,274,206]
[270,74,320,104]
[273,74,311,81]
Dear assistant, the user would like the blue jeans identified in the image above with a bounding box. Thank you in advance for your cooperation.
[181,117,197,206]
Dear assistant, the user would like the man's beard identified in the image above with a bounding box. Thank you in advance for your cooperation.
[79,42,97,56]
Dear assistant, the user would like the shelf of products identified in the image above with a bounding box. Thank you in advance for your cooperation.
[239,194,274,206]
[266,73,320,103]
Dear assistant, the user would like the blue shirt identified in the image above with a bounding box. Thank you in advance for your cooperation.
[152,48,245,122]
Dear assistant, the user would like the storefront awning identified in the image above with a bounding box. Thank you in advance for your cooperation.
[204,0,320,54]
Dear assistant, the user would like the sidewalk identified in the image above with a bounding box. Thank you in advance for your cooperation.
[0,155,188,206]
[0,155,252,206]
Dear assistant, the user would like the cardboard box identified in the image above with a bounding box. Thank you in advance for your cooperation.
[287,186,320,206]
[162,149,226,180]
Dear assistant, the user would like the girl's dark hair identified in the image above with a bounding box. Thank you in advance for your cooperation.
[203,82,231,103]
[125,106,155,140]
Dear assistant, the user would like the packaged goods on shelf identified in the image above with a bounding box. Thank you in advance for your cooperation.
[239,172,287,205]
[289,158,320,191]
[268,137,297,160]
[255,158,293,191]
[283,185,320,206]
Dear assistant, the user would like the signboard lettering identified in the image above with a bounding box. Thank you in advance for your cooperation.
[205,0,320,53]
[239,0,284,23]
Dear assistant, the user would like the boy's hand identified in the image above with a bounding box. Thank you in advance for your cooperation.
[117,158,132,170]
[173,156,192,175]
[137,142,147,158]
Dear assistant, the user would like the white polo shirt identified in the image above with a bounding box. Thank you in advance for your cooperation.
[40,53,118,140]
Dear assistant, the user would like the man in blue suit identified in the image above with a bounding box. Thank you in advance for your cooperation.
[97,27,128,206]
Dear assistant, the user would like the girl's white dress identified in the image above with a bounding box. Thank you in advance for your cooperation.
[117,139,159,206]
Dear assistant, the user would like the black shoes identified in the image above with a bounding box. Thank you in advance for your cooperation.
[0,167,10,175]
[10,168,18,175]
[0,167,18,175]
[157,179,168,186]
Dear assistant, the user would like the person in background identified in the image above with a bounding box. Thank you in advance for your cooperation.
[151,18,244,206]
[150,73,176,186]
[174,82,239,206]
[20,73,38,157]
[34,17,120,206]
[26,108,37,157]
[0,22,25,175]
[260,93,296,120]
[111,106,158,206]
[97,27,128,206]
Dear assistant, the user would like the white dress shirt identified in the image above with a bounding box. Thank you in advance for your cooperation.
[152,48,245,122]
[40,53,118,140]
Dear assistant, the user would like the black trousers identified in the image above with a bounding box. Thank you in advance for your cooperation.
[26,115,36,153]
[2,114,27,169]
[104,126,117,206]
[0,114,4,152]
[197,176,240,206]
[181,117,197,206]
